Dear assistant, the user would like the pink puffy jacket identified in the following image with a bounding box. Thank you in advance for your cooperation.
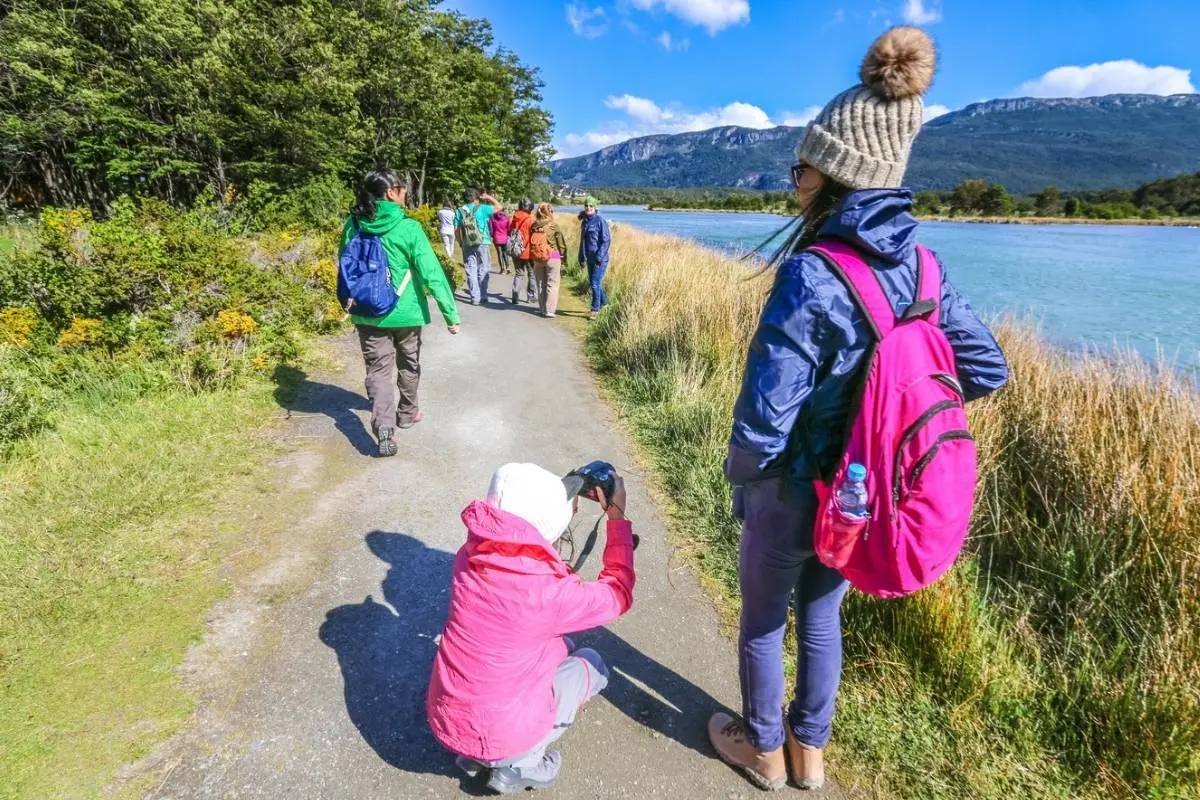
[427,500,636,761]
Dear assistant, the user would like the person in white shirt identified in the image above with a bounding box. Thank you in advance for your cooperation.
[437,201,456,259]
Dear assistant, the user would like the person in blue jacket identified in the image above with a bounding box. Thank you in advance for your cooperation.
[708,28,1009,792]
[577,196,611,319]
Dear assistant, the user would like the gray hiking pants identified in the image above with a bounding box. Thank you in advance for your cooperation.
[483,647,609,770]
[464,245,491,304]
[357,325,421,434]
[512,259,537,302]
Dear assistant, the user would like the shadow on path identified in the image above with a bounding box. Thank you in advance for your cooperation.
[273,365,376,457]
[319,531,728,787]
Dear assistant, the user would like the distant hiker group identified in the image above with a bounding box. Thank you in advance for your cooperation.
[339,174,612,459]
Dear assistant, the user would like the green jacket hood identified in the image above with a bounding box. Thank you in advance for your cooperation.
[355,200,406,236]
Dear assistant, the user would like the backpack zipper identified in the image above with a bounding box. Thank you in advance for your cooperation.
[933,373,964,399]
[892,399,960,505]
[905,430,975,498]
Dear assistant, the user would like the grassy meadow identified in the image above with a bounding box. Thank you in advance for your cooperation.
[567,224,1199,799]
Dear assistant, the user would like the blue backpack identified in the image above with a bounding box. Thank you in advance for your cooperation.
[337,220,400,317]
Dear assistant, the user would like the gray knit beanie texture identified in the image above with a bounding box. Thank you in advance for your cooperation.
[795,27,936,189]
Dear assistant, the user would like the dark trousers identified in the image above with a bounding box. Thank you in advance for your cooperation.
[357,325,422,435]
[512,259,537,302]
[738,479,849,752]
[494,244,512,273]
[587,260,608,312]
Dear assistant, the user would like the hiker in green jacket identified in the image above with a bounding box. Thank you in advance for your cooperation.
[340,169,461,457]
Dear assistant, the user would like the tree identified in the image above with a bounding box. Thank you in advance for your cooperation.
[1063,196,1083,217]
[1034,186,1063,216]
[0,0,553,211]
[949,179,988,214]
[913,191,943,216]
[981,183,1016,216]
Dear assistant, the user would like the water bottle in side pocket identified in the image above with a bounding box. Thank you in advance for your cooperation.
[822,463,870,567]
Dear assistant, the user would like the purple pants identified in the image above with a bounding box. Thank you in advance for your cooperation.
[737,478,849,753]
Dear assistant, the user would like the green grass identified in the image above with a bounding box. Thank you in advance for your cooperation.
[565,225,1199,799]
[0,376,284,799]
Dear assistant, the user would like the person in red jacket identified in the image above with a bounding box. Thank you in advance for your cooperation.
[427,463,636,794]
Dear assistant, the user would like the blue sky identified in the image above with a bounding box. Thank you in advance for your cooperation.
[444,0,1200,158]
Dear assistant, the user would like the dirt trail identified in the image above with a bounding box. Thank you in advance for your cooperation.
[123,275,844,800]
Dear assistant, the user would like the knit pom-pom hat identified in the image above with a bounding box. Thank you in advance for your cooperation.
[795,26,937,189]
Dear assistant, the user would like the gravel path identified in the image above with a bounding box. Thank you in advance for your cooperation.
[130,275,843,800]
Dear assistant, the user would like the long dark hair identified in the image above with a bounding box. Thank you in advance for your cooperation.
[746,176,852,271]
[352,169,407,221]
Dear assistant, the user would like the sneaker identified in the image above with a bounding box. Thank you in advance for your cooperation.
[397,410,423,430]
[377,427,398,458]
[486,751,561,794]
[784,725,824,790]
[511,295,520,305]
[707,712,786,791]
[455,755,486,778]
[588,310,598,321]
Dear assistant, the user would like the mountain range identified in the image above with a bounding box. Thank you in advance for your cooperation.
[548,94,1200,195]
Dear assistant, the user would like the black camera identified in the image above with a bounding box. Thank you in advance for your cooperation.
[562,460,617,501]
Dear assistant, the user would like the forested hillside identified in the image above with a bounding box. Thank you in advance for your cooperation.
[0,0,553,210]
[548,94,1200,194]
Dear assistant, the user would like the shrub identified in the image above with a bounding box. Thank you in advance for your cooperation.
[0,307,39,347]
[0,346,58,452]
[56,318,102,349]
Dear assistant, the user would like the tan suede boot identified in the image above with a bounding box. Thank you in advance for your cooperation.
[784,725,825,790]
[707,712,787,791]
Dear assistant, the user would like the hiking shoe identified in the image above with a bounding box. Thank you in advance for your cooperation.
[708,712,786,791]
[784,725,824,790]
[397,410,423,430]
[588,310,598,321]
[486,751,561,794]
[510,295,520,305]
[456,755,486,778]
[377,427,398,457]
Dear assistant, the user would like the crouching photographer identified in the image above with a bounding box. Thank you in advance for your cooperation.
[426,462,635,794]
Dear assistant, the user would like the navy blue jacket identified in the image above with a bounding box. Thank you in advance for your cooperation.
[726,188,1009,489]
[579,212,611,266]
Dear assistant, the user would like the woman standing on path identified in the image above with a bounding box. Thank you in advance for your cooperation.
[530,204,569,318]
[341,170,462,458]
[577,196,610,320]
[491,207,512,274]
[711,28,1008,790]
[509,199,537,305]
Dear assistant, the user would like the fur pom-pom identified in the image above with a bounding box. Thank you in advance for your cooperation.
[860,26,936,100]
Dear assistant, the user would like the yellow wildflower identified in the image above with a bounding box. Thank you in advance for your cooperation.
[57,318,102,349]
[217,309,258,339]
[0,307,39,347]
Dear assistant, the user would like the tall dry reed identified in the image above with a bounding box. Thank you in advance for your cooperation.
[572,224,1199,798]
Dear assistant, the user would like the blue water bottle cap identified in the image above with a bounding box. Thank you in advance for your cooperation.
[847,463,867,481]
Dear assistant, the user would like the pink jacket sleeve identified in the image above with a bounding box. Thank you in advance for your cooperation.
[550,520,636,634]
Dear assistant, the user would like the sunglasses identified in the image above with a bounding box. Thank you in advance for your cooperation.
[790,162,810,189]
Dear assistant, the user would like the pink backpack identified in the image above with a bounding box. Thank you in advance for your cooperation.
[808,240,976,599]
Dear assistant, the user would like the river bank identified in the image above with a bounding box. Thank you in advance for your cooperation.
[566,224,1199,799]
[640,205,1200,226]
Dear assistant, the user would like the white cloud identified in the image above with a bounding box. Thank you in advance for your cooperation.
[923,103,951,121]
[656,31,690,51]
[628,0,750,34]
[558,95,799,157]
[566,3,608,38]
[779,106,823,126]
[1015,60,1195,98]
[901,0,941,25]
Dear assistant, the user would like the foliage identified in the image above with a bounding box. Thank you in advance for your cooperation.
[0,0,553,211]
[549,95,1200,195]
[573,224,1200,799]
[0,195,339,451]
[1034,185,1063,215]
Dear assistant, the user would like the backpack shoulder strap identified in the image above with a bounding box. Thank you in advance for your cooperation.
[901,244,941,321]
[809,239,895,339]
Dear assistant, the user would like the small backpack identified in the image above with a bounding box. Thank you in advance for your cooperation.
[337,220,405,317]
[506,226,526,258]
[808,240,976,599]
[528,225,552,261]
[459,205,483,247]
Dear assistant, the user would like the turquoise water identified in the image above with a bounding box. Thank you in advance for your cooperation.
[567,205,1200,371]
